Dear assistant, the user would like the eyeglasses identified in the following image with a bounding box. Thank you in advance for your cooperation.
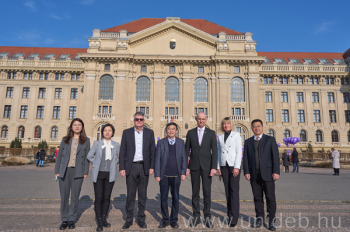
[134,118,144,122]
[252,126,262,129]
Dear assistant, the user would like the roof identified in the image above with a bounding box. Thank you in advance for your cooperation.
[0,46,87,59]
[344,48,350,60]
[102,18,244,35]
[258,52,345,64]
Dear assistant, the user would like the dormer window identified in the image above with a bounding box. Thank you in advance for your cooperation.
[263,58,272,64]
[288,58,301,64]
[274,58,286,64]
[318,59,331,64]
[303,59,316,64]
[332,59,345,64]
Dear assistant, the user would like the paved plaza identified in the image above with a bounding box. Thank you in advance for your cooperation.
[0,164,349,231]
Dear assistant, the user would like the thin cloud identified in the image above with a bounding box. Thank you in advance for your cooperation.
[17,31,40,45]
[24,1,36,11]
[49,13,71,20]
[315,22,333,34]
[42,1,56,8]
[80,0,96,5]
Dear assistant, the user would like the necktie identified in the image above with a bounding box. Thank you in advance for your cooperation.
[170,140,174,145]
[199,129,203,145]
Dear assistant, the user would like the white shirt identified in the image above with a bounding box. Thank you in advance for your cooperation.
[254,134,263,141]
[197,126,205,138]
[133,127,143,162]
[167,137,176,145]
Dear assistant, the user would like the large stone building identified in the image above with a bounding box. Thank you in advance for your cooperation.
[1,17,349,151]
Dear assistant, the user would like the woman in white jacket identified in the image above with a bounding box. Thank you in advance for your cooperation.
[217,117,242,228]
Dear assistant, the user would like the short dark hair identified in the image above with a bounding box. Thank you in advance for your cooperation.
[134,111,144,118]
[166,122,178,131]
[101,124,115,138]
[251,119,263,126]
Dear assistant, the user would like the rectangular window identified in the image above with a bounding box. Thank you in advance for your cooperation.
[175,107,178,115]
[22,87,30,98]
[56,74,59,80]
[330,78,334,85]
[169,66,175,73]
[28,73,32,80]
[110,106,113,114]
[314,78,319,85]
[312,92,319,102]
[296,92,303,102]
[298,110,305,122]
[345,78,349,85]
[281,92,288,102]
[299,78,303,84]
[20,105,28,118]
[242,108,245,115]
[76,74,80,81]
[105,64,110,71]
[140,107,145,114]
[141,66,147,73]
[13,73,17,79]
[343,93,350,103]
[329,110,336,123]
[282,110,289,122]
[53,106,60,119]
[169,107,175,115]
[40,73,43,80]
[264,78,268,84]
[60,74,64,80]
[234,66,240,73]
[294,78,298,84]
[279,77,283,84]
[7,73,11,79]
[345,110,350,123]
[266,109,273,122]
[198,67,204,73]
[235,108,241,116]
[165,107,168,115]
[36,106,44,119]
[325,78,329,85]
[268,77,272,84]
[55,88,62,99]
[265,92,272,102]
[38,88,46,98]
[45,73,48,80]
[3,105,11,118]
[328,92,334,103]
[313,110,321,122]
[102,106,108,114]
[70,88,78,99]
[24,73,28,80]
[69,106,76,119]
[284,78,288,84]
[71,74,75,81]
[6,87,13,98]
[310,78,314,85]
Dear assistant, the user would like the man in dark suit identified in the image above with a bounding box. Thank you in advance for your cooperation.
[154,123,187,229]
[119,112,156,229]
[243,119,280,231]
[185,112,218,228]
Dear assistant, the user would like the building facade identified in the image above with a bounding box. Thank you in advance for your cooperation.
[1,17,349,151]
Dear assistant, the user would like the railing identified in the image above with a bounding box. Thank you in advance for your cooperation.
[100,32,120,38]
[38,61,50,67]
[23,61,35,66]
[0,59,84,68]
[261,64,349,72]
[226,35,245,40]
[94,113,114,119]
[55,62,67,67]
[230,115,248,121]
[7,60,19,66]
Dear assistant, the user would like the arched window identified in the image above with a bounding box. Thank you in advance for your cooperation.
[194,77,208,102]
[34,126,41,138]
[331,130,339,142]
[1,126,8,138]
[18,126,25,139]
[267,129,274,137]
[165,77,179,101]
[231,77,245,102]
[51,126,58,139]
[136,76,150,101]
[236,127,246,142]
[348,131,350,143]
[99,75,114,100]
[283,130,290,138]
[316,130,323,142]
[299,130,307,142]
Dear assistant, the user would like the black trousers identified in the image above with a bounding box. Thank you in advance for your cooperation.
[159,176,181,223]
[190,168,212,218]
[221,164,241,225]
[125,163,149,223]
[284,165,289,172]
[250,173,276,223]
[333,168,340,175]
[93,171,115,219]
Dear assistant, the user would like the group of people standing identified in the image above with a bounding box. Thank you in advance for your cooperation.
[54,113,280,231]
[282,148,299,173]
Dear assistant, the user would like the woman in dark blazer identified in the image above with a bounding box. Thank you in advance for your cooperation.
[87,124,119,232]
[54,118,90,230]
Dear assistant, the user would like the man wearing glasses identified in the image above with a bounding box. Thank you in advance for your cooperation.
[119,112,156,229]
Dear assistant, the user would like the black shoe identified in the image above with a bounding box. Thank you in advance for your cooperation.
[59,221,68,230]
[268,222,276,231]
[333,174,337,175]
[137,221,147,228]
[190,217,200,227]
[158,221,170,228]
[170,222,179,228]
[102,216,111,228]
[96,218,103,231]
[122,222,133,229]
[251,218,263,228]
[68,221,75,229]
[202,217,214,228]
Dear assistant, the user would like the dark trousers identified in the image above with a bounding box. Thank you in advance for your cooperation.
[284,165,289,172]
[93,171,115,219]
[293,163,299,172]
[250,173,276,223]
[125,163,149,223]
[333,168,340,175]
[190,168,212,218]
[221,164,240,225]
[58,167,84,222]
[159,176,181,223]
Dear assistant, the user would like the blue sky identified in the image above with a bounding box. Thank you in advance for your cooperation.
[2,0,349,53]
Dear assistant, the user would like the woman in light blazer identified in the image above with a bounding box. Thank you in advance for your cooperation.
[54,118,90,230]
[87,124,119,232]
[217,117,242,228]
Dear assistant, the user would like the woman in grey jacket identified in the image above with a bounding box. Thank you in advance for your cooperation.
[54,118,90,230]
[87,124,119,231]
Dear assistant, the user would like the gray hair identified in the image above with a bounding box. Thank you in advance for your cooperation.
[134,111,144,118]
[196,112,208,119]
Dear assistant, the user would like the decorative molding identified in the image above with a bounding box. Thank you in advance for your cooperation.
[86,74,96,80]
